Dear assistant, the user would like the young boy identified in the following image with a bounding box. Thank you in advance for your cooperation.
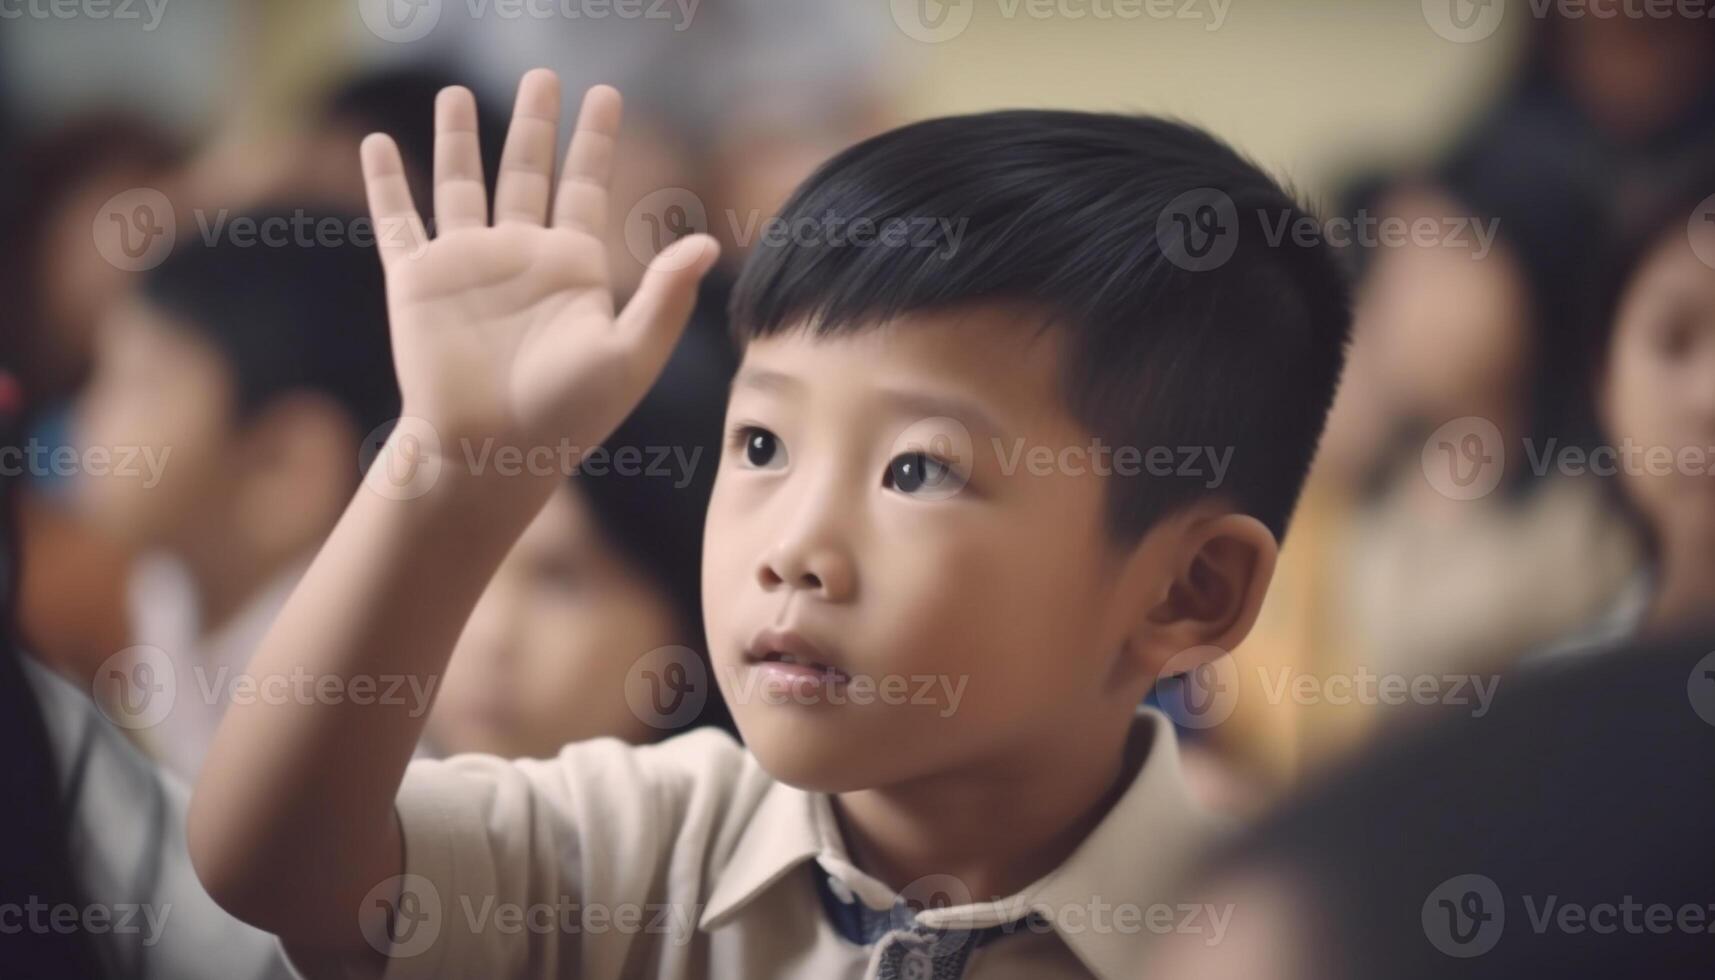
[189,70,1350,979]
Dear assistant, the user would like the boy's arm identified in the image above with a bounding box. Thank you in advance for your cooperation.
[186,70,720,957]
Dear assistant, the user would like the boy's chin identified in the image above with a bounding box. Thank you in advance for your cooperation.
[737,715,913,795]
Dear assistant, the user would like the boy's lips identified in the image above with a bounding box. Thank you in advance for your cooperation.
[743,626,850,682]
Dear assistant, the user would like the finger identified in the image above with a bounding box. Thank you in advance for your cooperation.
[614,234,721,373]
[493,69,561,226]
[433,86,488,232]
[360,133,428,267]
[552,85,621,236]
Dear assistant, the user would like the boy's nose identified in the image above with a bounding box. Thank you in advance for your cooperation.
[756,541,855,603]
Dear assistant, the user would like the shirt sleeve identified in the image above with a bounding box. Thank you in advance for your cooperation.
[284,728,751,980]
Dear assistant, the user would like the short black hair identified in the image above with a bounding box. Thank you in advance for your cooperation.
[139,205,399,445]
[730,110,1351,542]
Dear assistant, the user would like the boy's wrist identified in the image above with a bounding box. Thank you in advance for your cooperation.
[360,416,560,527]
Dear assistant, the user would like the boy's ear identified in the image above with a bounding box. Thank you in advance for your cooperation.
[1126,507,1278,676]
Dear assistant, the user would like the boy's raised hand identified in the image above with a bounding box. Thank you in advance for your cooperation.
[362,69,718,496]
[190,72,723,952]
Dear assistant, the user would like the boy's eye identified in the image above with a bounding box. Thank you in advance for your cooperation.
[732,426,786,469]
[884,451,963,497]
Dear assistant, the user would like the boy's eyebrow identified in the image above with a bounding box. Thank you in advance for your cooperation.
[730,367,804,396]
[730,367,1009,436]
[874,387,1009,438]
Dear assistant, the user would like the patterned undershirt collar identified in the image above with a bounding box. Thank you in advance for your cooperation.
[812,862,1049,979]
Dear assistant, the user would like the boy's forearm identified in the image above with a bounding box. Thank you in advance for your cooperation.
[189,463,549,943]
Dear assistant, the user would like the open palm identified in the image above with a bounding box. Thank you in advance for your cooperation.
[362,70,719,473]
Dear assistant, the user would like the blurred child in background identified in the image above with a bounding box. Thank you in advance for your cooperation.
[424,313,738,756]
[1546,147,1715,654]
[2,369,289,980]
[2,117,183,681]
[73,209,398,778]
[1335,168,1636,684]
[1224,161,1640,795]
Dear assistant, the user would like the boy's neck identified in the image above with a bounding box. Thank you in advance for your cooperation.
[830,712,1141,903]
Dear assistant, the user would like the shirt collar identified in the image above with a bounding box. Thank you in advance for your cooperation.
[698,708,1217,980]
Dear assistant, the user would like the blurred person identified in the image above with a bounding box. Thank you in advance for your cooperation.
[72,207,398,780]
[1456,3,1715,190]
[1337,173,1636,680]
[1543,147,1715,655]
[0,370,289,980]
[0,115,184,403]
[424,314,739,757]
[1,116,184,682]
[1227,162,1638,790]
[1147,623,1715,980]
[1424,2,1715,446]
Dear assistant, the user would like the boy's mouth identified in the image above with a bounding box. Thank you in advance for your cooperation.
[744,627,850,682]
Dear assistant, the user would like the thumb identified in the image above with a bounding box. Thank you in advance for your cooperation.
[615,234,722,373]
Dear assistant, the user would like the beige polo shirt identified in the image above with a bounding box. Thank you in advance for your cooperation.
[286,708,1217,980]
